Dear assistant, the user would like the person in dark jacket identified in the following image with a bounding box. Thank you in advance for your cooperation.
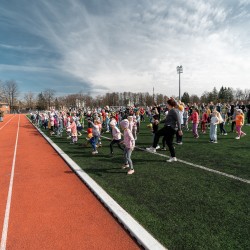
[146,98,183,162]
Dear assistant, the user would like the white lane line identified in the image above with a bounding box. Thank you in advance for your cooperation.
[100,133,250,184]
[0,115,16,131]
[0,114,20,250]
[136,146,250,185]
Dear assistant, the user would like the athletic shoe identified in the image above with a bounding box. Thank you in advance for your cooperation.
[241,133,246,137]
[92,150,98,155]
[176,142,183,145]
[146,147,156,153]
[224,133,228,135]
[127,169,135,175]
[161,147,166,151]
[166,157,177,162]
[235,137,240,140]
[156,145,160,150]
[213,141,218,143]
[122,164,129,169]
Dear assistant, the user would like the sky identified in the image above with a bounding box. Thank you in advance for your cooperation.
[0,0,250,98]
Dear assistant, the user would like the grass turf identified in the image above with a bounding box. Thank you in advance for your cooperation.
[41,120,250,250]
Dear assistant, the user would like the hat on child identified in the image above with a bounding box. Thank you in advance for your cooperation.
[120,119,129,129]
[110,119,117,126]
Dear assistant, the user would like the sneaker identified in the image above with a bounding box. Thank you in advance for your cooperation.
[176,142,183,145]
[156,145,160,150]
[161,147,166,151]
[235,137,240,140]
[213,141,218,143]
[241,133,246,137]
[127,169,135,175]
[224,133,228,135]
[166,157,177,162]
[146,147,156,153]
[122,164,129,169]
[92,150,98,155]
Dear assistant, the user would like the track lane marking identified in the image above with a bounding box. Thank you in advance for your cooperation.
[0,115,16,131]
[0,115,20,250]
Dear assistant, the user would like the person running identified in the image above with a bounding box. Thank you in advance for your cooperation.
[146,98,183,162]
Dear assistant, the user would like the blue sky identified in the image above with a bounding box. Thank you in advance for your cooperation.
[0,0,250,98]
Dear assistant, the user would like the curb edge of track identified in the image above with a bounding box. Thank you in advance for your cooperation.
[28,118,167,250]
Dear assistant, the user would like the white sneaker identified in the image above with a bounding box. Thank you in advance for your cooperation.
[156,145,160,150]
[92,150,98,155]
[166,157,177,162]
[146,147,156,153]
[235,137,240,140]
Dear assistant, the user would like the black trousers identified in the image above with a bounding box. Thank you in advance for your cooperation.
[110,139,123,153]
[153,126,176,157]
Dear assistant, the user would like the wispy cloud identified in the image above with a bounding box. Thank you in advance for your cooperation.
[0,0,250,97]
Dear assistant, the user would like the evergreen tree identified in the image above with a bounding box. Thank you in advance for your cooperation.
[181,92,190,104]
[36,92,46,110]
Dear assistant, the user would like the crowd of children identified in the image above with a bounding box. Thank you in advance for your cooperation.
[30,100,249,175]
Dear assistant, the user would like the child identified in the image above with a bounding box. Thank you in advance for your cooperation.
[218,111,227,135]
[189,108,200,138]
[120,119,135,175]
[183,107,189,131]
[109,119,123,156]
[88,118,101,154]
[67,118,78,144]
[233,109,246,139]
[209,110,219,143]
[76,117,83,136]
[201,109,208,133]
[151,115,161,149]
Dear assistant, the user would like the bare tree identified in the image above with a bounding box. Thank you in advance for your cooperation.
[0,80,4,102]
[43,88,55,110]
[3,80,19,112]
[24,91,36,110]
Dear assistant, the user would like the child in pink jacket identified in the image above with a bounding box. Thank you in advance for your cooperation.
[120,119,135,175]
[67,118,78,144]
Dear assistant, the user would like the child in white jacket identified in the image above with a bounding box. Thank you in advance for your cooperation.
[109,119,123,156]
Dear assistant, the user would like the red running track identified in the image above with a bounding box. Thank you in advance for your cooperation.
[0,114,140,249]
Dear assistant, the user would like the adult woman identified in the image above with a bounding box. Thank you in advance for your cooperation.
[146,98,183,162]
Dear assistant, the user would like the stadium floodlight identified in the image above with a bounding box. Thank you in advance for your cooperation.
[176,65,183,100]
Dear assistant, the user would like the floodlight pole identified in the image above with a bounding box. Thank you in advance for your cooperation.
[176,65,183,100]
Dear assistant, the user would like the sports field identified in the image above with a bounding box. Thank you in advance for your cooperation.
[43,118,250,249]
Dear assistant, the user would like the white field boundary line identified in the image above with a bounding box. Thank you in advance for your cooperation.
[0,115,16,131]
[100,134,250,185]
[0,115,20,250]
[27,118,167,250]
[136,147,250,185]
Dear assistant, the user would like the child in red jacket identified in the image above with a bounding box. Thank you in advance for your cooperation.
[189,108,200,138]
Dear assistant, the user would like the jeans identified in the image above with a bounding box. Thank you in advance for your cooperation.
[124,147,133,169]
[210,124,217,141]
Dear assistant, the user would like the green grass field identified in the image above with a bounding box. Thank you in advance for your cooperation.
[42,120,250,250]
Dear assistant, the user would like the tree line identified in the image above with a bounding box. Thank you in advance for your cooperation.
[0,80,250,112]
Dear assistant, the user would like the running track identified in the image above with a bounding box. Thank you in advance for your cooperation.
[0,114,140,249]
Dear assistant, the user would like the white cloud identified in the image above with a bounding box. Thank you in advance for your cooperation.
[0,0,250,97]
